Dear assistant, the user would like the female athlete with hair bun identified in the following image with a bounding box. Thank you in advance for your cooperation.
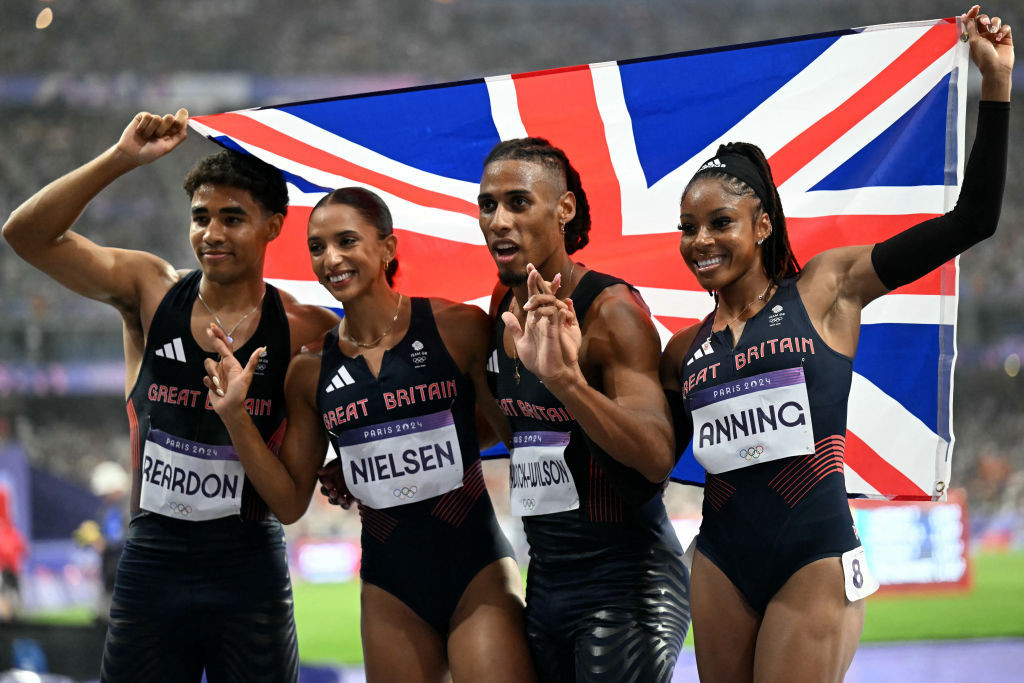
[204,186,534,682]
[479,137,691,682]
[659,7,1012,681]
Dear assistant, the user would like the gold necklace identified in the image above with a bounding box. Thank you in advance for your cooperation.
[510,261,576,384]
[342,293,403,349]
[197,288,264,344]
[706,281,773,349]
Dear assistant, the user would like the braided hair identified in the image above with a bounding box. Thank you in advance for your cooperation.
[311,187,399,285]
[683,142,800,285]
[483,137,591,254]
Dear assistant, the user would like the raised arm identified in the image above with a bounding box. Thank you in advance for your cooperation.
[204,325,327,524]
[2,110,189,310]
[507,271,675,482]
[799,6,1012,355]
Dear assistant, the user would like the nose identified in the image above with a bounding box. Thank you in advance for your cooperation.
[323,243,344,268]
[203,219,226,244]
[692,225,714,248]
[488,203,514,233]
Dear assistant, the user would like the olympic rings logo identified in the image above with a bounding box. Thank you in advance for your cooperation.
[393,485,419,499]
[168,501,193,515]
[520,498,537,511]
[739,445,765,461]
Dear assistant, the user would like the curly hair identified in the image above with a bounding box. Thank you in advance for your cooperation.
[183,149,288,217]
[483,137,591,254]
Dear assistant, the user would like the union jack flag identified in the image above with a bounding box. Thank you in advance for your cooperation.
[189,18,968,501]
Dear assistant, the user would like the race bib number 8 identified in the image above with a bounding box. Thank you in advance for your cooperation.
[842,546,880,601]
[333,410,464,509]
[690,366,815,474]
[140,429,244,521]
[509,431,578,517]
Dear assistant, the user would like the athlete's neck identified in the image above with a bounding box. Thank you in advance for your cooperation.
[197,275,266,314]
[341,282,404,344]
[716,270,773,320]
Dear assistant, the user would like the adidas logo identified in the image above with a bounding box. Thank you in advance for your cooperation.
[155,338,187,363]
[324,366,356,393]
[698,158,726,172]
[486,350,499,374]
[686,338,715,366]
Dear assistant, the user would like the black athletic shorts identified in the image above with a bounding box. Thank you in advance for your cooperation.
[525,542,690,683]
[100,514,298,683]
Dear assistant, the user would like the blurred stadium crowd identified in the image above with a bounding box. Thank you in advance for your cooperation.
[0,0,1021,560]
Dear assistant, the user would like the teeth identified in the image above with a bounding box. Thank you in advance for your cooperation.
[328,272,354,283]
[697,256,723,269]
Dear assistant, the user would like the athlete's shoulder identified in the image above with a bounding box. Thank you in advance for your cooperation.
[586,277,655,336]
[429,297,489,332]
[428,297,490,371]
[278,289,340,353]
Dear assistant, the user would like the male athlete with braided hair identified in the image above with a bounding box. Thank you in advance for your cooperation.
[479,137,691,682]
[3,110,337,682]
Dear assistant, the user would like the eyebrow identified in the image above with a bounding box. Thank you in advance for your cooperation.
[191,205,249,216]
[477,189,531,201]
[680,206,734,217]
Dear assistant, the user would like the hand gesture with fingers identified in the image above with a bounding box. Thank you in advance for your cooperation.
[502,264,583,388]
[116,108,189,167]
[202,323,265,422]
[317,458,357,509]
[963,6,1014,82]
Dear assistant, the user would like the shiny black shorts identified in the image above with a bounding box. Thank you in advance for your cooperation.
[524,542,691,683]
[100,514,298,683]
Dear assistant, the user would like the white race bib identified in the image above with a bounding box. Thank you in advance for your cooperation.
[509,431,579,517]
[842,546,880,601]
[334,410,464,509]
[140,429,244,521]
[690,367,815,474]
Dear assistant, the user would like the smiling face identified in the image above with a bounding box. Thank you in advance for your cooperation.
[307,202,396,303]
[478,159,575,286]
[678,176,772,291]
[189,183,282,284]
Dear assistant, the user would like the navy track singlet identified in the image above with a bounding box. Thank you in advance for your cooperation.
[317,297,483,521]
[679,276,852,496]
[492,270,680,562]
[126,270,291,522]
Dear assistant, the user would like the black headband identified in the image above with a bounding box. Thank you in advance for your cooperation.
[694,153,771,209]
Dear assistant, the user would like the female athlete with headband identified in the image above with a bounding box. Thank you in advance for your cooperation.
[659,7,1012,681]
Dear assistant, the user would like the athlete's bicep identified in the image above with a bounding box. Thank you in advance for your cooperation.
[660,324,701,393]
[20,231,173,311]
[592,296,670,419]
